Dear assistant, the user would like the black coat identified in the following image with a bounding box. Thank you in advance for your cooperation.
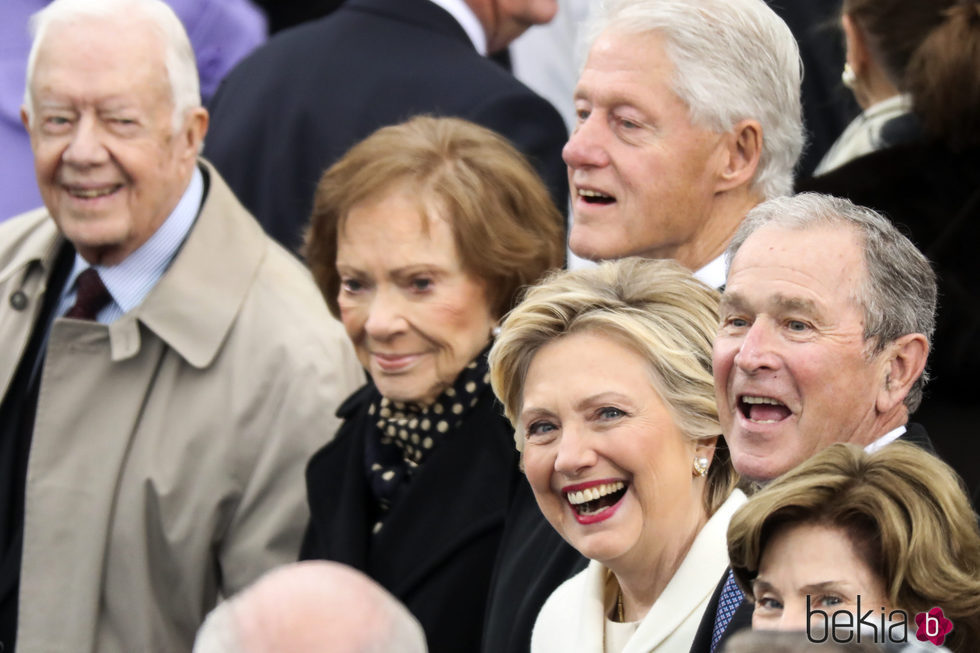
[481,481,587,653]
[204,0,569,253]
[688,424,938,653]
[301,381,521,653]
[797,143,980,497]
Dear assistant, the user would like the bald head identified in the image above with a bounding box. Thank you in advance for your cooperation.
[194,562,427,653]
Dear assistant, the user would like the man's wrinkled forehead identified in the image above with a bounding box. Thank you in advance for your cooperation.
[726,223,870,312]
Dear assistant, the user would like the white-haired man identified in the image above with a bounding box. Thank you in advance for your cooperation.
[0,1,363,651]
[565,0,803,287]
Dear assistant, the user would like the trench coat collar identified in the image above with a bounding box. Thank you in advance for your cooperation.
[0,161,267,370]
[0,209,60,287]
[109,159,268,368]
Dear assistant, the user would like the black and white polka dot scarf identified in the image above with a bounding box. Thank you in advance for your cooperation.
[364,348,491,535]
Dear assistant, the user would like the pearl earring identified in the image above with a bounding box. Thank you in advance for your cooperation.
[842,63,857,89]
[693,456,709,477]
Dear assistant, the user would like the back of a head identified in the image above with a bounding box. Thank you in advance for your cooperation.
[24,0,201,129]
[581,0,803,199]
[844,0,980,147]
[193,562,428,653]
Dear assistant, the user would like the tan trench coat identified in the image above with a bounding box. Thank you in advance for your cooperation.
[0,161,364,652]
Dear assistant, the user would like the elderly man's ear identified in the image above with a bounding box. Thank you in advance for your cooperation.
[875,333,929,413]
[181,107,209,158]
[715,119,762,193]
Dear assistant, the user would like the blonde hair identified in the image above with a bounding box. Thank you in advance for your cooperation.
[488,257,736,513]
[304,115,565,319]
[728,442,980,653]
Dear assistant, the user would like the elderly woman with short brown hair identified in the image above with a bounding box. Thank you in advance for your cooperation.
[489,258,742,652]
[300,115,564,653]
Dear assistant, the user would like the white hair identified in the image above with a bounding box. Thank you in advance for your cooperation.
[23,0,200,131]
[193,562,428,653]
[581,0,804,199]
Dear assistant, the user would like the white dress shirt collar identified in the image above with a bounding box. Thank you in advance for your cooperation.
[428,0,488,55]
[694,252,728,290]
[864,424,907,453]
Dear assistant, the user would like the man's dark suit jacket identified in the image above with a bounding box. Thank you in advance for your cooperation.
[204,0,568,253]
[300,380,522,653]
[689,424,936,653]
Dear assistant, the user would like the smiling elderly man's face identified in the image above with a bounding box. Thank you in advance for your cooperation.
[712,224,891,483]
[22,15,204,266]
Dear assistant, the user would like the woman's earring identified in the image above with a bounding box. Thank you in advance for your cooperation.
[693,456,709,477]
[841,63,857,89]
[491,325,502,338]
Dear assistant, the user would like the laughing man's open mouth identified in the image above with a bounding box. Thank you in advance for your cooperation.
[738,395,791,423]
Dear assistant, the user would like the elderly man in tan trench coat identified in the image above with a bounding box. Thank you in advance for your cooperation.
[0,1,364,651]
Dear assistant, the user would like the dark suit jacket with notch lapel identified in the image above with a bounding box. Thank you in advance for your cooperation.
[300,380,521,653]
[689,424,937,653]
[203,0,569,253]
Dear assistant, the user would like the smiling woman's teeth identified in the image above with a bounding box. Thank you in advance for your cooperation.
[566,481,624,506]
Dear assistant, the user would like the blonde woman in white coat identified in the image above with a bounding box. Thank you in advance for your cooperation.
[489,258,744,653]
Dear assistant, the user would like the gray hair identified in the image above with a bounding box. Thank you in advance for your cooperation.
[580,0,804,200]
[727,193,937,412]
[23,0,201,131]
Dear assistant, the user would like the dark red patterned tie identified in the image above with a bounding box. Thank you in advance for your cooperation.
[64,268,111,320]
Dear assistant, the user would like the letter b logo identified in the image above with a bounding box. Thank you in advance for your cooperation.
[806,595,829,643]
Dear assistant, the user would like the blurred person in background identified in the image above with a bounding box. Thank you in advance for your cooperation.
[205,0,568,254]
[194,561,428,653]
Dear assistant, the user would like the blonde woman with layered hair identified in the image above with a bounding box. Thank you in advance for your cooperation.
[489,257,741,652]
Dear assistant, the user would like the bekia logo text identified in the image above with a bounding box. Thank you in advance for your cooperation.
[806,596,953,646]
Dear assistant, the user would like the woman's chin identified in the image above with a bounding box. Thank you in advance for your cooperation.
[562,516,638,566]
